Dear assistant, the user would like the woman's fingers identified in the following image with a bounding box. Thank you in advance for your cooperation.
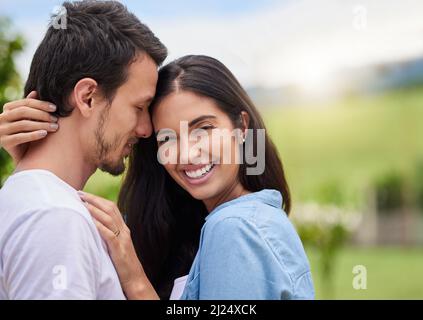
[0,131,48,149]
[84,197,156,299]
[83,201,119,234]
[0,92,58,156]
[0,114,57,149]
[26,91,38,99]
[78,191,126,228]
[3,106,58,123]
[91,217,120,245]
[5,120,59,134]
[3,96,56,113]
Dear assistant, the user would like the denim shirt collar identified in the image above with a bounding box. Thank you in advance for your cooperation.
[205,189,283,221]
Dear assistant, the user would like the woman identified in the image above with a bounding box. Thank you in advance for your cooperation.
[0,55,314,300]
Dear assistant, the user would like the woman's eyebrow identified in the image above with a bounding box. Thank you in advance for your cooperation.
[155,128,176,137]
[188,115,216,127]
[155,115,217,136]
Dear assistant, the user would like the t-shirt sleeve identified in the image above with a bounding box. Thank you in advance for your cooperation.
[2,208,101,299]
[197,217,292,300]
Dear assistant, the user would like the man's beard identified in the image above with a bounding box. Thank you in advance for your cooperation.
[94,110,126,176]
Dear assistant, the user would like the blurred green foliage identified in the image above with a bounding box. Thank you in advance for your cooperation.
[299,223,349,299]
[314,180,345,206]
[414,160,423,211]
[263,87,423,208]
[0,17,25,186]
[374,171,406,212]
[84,171,123,202]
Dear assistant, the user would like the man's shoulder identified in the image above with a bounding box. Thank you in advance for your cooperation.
[0,204,103,265]
[2,204,96,239]
[27,205,94,228]
[0,170,95,238]
[1,170,87,216]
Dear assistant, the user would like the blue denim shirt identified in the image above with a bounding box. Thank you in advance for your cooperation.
[180,189,314,300]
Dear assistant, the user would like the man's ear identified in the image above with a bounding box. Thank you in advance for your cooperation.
[71,78,99,118]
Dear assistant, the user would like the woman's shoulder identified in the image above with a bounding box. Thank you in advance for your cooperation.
[202,190,312,280]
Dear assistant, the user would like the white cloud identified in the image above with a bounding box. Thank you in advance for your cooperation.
[14,0,423,90]
[149,0,423,89]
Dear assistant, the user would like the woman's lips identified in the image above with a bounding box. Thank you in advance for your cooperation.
[181,163,216,186]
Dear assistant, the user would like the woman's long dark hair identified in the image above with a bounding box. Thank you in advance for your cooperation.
[118,55,291,299]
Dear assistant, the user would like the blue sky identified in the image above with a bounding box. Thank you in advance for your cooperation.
[1,0,285,20]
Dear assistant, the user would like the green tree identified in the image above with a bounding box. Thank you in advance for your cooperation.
[0,17,25,186]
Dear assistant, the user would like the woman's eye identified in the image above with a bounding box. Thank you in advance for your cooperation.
[201,125,215,130]
[157,136,173,145]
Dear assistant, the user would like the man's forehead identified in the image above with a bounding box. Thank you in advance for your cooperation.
[130,53,158,75]
[127,57,158,88]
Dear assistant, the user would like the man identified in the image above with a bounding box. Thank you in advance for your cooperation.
[0,0,167,299]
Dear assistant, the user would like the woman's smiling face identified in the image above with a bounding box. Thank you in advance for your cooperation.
[152,90,247,209]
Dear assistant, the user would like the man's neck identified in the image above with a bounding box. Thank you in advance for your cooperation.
[15,119,97,191]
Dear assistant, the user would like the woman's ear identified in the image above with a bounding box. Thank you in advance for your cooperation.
[71,78,98,118]
[240,111,250,138]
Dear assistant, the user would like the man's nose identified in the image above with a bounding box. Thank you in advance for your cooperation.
[135,117,153,138]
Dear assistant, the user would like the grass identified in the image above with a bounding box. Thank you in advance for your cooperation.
[307,246,423,299]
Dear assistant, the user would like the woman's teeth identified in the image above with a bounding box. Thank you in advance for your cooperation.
[185,164,214,179]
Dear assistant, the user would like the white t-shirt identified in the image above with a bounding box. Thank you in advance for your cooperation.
[0,169,126,300]
[170,275,188,300]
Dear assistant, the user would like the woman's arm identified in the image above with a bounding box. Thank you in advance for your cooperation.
[0,91,58,164]
[77,191,160,300]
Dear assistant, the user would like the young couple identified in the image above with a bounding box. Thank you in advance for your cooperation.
[0,0,314,300]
